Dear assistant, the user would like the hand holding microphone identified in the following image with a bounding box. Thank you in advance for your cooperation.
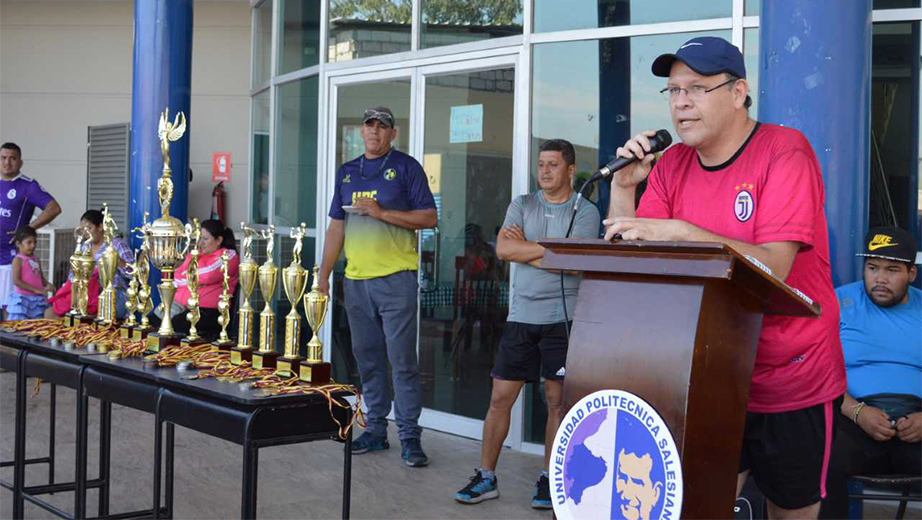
[603,129,673,189]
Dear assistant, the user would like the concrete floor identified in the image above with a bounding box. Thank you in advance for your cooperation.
[0,373,550,520]
[0,372,916,519]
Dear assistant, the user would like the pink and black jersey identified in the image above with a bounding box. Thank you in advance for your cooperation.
[637,122,846,413]
[0,174,55,266]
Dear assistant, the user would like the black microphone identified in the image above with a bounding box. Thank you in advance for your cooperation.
[586,129,673,184]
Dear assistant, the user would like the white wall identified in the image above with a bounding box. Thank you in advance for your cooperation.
[0,0,251,231]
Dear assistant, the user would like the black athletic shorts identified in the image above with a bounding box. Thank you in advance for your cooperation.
[491,321,570,382]
[739,395,842,510]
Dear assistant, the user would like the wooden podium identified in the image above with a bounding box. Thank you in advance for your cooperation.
[539,239,820,519]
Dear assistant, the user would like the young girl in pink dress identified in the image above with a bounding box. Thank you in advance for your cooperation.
[7,226,54,320]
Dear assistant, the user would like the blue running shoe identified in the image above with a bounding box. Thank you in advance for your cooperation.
[455,469,499,504]
[401,438,429,467]
[532,474,552,509]
[352,432,389,454]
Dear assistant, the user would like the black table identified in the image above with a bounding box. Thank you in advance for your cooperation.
[1,331,354,520]
[82,355,354,519]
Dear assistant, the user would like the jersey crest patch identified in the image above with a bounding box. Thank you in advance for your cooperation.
[734,185,754,222]
[6,189,16,200]
[384,168,397,181]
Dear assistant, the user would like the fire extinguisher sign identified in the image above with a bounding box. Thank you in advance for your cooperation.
[212,152,232,182]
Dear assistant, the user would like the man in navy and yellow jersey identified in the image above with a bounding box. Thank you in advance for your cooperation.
[318,106,437,467]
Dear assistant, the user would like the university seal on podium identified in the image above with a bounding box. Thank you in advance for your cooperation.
[551,390,684,520]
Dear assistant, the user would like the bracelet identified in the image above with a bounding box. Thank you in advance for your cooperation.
[852,402,866,424]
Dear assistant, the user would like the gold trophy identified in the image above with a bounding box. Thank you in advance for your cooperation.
[275,224,309,377]
[213,251,235,349]
[233,224,261,362]
[235,226,275,364]
[181,219,209,346]
[299,265,331,385]
[96,203,120,328]
[75,228,95,324]
[118,252,140,338]
[63,227,87,327]
[145,108,189,353]
[132,213,156,340]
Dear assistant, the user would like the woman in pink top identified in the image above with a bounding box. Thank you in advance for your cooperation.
[155,219,239,340]
[7,226,54,320]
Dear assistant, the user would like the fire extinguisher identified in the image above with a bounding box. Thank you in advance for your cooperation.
[211,181,226,221]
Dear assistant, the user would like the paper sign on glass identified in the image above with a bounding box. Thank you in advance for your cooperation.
[449,104,483,144]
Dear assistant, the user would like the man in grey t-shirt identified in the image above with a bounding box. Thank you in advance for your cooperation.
[455,139,600,509]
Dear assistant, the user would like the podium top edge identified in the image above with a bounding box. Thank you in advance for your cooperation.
[538,238,732,254]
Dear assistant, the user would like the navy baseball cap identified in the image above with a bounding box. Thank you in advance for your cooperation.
[652,36,746,78]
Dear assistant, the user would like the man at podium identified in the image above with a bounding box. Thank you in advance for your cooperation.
[455,139,600,509]
[602,37,846,519]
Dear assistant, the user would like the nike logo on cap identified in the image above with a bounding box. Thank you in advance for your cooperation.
[868,234,898,251]
[679,42,703,49]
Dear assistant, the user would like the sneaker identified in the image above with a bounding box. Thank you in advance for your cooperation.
[532,474,552,509]
[401,438,429,467]
[455,469,499,504]
[352,431,389,454]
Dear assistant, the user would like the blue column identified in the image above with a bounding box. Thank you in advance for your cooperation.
[128,0,193,302]
[758,0,872,287]
[128,0,193,248]
[597,4,630,230]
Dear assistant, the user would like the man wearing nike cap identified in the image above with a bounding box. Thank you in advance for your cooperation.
[603,36,845,518]
[819,227,920,518]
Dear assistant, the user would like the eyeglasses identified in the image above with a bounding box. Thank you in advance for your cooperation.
[659,78,738,101]
[363,109,394,127]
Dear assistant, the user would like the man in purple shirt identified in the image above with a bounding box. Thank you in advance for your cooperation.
[0,143,62,315]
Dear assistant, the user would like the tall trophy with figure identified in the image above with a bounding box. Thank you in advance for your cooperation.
[233,224,261,362]
[182,219,209,346]
[119,252,140,338]
[213,252,235,349]
[145,108,189,353]
[75,226,95,324]
[64,227,87,327]
[132,212,156,340]
[237,226,276,365]
[300,265,331,385]
[96,203,120,328]
[275,223,309,377]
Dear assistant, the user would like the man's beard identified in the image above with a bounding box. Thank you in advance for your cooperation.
[866,284,908,307]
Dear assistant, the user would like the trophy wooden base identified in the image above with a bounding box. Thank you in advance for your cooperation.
[118,324,134,339]
[298,360,331,385]
[132,326,155,341]
[63,314,76,327]
[251,350,279,369]
[229,346,252,365]
[145,333,182,354]
[181,336,211,347]
[211,341,235,353]
[275,356,304,377]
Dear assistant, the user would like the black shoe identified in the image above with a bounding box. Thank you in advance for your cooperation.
[352,431,389,454]
[455,469,499,504]
[532,474,552,509]
[401,438,429,467]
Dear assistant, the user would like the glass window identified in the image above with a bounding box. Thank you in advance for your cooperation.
[745,0,759,16]
[873,0,921,8]
[744,28,760,117]
[526,30,730,444]
[534,1,731,33]
[252,90,270,225]
[253,1,273,87]
[279,0,322,74]
[275,76,319,228]
[328,0,411,63]
[421,0,524,50]
[870,21,920,242]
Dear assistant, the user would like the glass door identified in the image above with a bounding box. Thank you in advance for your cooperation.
[327,72,414,388]
[415,56,519,439]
